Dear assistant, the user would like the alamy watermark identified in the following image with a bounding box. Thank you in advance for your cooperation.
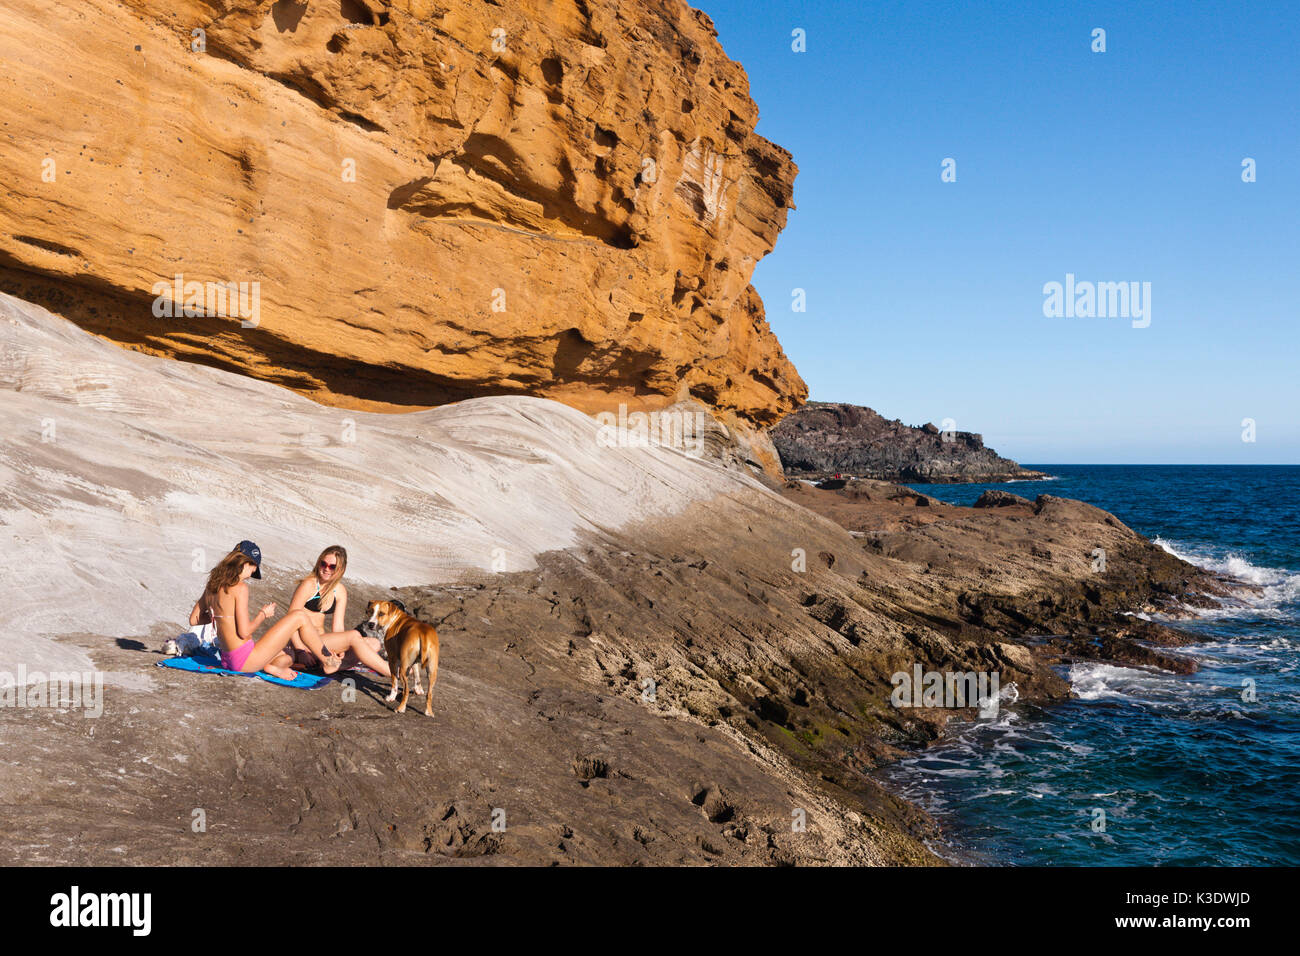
[595,403,707,456]
[891,665,1002,718]
[49,886,150,936]
[1042,273,1151,328]
[1,665,103,718]
[152,274,261,328]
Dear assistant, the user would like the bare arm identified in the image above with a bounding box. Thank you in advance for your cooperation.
[331,585,347,634]
[234,583,274,641]
[188,599,207,628]
[287,577,315,613]
[285,578,316,650]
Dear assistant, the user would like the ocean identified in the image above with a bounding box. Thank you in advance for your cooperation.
[884,465,1300,866]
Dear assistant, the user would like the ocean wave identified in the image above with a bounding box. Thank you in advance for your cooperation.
[1155,537,1300,618]
[1068,662,1166,701]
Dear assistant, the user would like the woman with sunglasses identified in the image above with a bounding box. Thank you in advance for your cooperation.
[189,540,340,680]
[275,545,390,677]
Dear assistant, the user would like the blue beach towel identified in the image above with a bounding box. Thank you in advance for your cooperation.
[156,650,336,689]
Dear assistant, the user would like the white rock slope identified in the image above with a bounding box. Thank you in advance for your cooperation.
[0,292,771,678]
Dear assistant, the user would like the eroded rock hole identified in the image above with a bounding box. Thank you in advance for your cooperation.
[540,57,564,86]
[341,0,375,25]
[271,0,308,33]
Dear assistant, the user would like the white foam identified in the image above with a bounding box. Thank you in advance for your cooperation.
[1155,537,1300,619]
[1068,662,1163,701]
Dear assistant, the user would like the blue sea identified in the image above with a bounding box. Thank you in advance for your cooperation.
[883,465,1300,866]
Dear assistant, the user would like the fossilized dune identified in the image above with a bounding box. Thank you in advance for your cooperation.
[0,0,805,428]
[0,291,790,680]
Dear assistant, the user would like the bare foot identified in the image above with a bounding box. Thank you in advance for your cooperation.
[318,652,342,675]
[264,664,299,681]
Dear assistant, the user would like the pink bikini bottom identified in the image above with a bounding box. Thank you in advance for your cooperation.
[220,637,256,672]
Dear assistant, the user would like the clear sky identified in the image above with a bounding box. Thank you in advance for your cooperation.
[696,0,1299,463]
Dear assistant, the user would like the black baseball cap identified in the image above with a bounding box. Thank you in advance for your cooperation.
[237,540,263,578]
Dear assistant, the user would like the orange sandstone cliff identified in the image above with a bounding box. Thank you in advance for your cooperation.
[0,0,805,427]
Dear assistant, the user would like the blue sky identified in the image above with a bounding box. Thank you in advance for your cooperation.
[697,0,1299,463]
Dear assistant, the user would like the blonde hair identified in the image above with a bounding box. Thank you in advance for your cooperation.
[308,545,348,604]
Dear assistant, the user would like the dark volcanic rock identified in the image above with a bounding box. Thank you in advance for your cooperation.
[973,490,1033,508]
[772,402,1048,483]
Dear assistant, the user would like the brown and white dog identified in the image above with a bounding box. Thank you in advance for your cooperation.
[365,600,439,716]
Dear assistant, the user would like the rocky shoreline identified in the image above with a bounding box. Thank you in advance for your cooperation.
[1,474,1232,866]
[772,401,1048,483]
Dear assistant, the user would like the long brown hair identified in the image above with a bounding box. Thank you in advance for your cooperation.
[310,545,348,604]
[202,548,252,615]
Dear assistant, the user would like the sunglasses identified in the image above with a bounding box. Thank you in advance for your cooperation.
[320,561,338,571]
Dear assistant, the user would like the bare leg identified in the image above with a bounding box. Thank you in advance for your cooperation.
[362,635,385,667]
[241,610,316,674]
[279,628,334,674]
[265,650,296,680]
[294,621,342,674]
[263,660,298,681]
[282,631,319,672]
[321,630,391,678]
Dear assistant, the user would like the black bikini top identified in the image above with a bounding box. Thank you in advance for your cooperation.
[305,585,336,615]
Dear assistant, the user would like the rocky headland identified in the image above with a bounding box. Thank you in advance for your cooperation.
[772,401,1048,483]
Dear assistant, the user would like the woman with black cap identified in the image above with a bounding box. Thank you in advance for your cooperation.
[188,540,340,680]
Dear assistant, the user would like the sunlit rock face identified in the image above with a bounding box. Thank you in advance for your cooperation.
[0,0,805,427]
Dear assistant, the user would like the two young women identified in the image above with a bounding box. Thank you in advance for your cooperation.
[189,541,390,681]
